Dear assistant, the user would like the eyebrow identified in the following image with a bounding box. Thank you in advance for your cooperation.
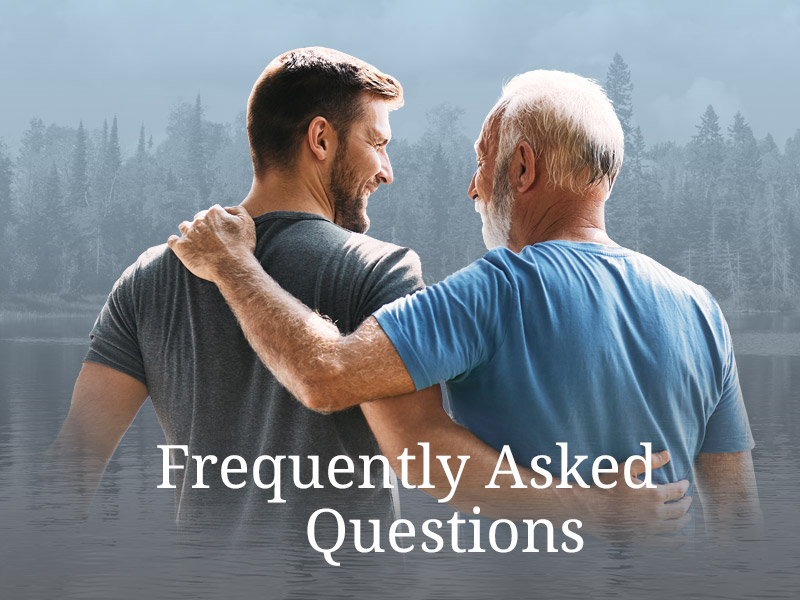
[369,127,391,145]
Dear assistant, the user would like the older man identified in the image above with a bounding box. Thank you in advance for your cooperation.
[172,70,758,533]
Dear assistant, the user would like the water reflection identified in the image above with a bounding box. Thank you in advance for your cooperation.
[0,313,798,599]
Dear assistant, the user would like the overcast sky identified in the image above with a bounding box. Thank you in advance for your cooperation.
[2,0,799,155]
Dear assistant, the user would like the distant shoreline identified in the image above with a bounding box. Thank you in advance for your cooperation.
[0,292,797,321]
[0,293,105,320]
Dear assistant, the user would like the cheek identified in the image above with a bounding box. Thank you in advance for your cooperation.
[368,153,382,176]
[475,171,490,199]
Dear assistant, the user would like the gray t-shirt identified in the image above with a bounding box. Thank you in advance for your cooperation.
[84,211,424,530]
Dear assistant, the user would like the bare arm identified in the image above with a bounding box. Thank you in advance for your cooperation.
[693,451,762,538]
[168,205,414,412]
[48,362,148,507]
[363,385,693,537]
[168,206,692,538]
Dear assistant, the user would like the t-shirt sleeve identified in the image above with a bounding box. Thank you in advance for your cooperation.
[700,320,754,453]
[83,263,147,386]
[372,255,516,391]
[355,246,425,323]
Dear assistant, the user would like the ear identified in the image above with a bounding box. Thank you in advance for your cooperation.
[510,141,536,193]
[307,116,334,162]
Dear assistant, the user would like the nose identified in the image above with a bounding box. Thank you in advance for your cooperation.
[468,171,478,201]
[378,149,393,185]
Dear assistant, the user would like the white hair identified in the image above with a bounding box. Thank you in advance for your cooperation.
[490,70,624,195]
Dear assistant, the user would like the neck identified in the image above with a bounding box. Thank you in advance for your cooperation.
[506,186,616,252]
[240,169,334,221]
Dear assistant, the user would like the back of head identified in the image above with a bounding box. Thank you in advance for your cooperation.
[491,70,624,195]
[247,47,403,176]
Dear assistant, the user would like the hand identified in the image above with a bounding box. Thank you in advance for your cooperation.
[581,450,692,545]
[168,205,256,283]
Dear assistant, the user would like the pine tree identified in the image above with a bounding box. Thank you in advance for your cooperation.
[136,123,147,162]
[100,119,109,166]
[423,142,454,280]
[605,53,633,139]
[44,161,61,214]
[760,184,787,295]
[21,118,45,155]
[0,140,12,216]
[68,120,95,290]
[722,112,761,257]
[691,105,725,179]
[624,125,651,252]
[38,162,64,288]
[679,105,725,285]
[189,94,210,203]
[784,130,800,286]
[604,53,639,247]
[69,121,89,207]
[106,116,121,173]
[0,140,13,290]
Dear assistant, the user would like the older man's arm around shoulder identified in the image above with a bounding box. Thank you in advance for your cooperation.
[168,205,416,411]
[363,386,694,540]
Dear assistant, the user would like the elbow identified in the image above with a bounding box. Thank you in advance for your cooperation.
[294,367,350,414]
[297,386,336,414]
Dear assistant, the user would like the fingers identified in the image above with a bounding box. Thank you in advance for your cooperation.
[225,205,248,216]
[649,450,670,472]
[658,495,692,520]
[191,206,225,227]
[186,205,243,236]
[658,479,690,503]
[624,449,669,480]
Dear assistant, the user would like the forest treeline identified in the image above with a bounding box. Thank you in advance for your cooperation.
[0,55,798,311]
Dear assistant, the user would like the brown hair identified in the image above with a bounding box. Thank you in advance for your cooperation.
[247,47,403,176]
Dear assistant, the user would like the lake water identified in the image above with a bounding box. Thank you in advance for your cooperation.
[0,312,798,599]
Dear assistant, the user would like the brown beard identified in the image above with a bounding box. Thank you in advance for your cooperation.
[329,141,370,233]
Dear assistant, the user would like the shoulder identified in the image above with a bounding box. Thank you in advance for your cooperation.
[132,242,173,270]
[342,232,422,279]
[422,248,519,305]
[454,246,533,292]
[260,215,422,278]
[339,232,425,316]
[618,250,733,350]
[632,250,720,309]
[109,243,182,296]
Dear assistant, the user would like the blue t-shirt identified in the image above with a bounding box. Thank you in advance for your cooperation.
[373,241,754,485]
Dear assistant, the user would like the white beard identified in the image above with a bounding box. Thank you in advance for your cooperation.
[475,171,513,250]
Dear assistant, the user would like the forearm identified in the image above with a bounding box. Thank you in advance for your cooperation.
[694,451,762,536]
[361,391,577,523]
[47,363,147,509]
[364,388,692,540]
[48,415,118,504]
[400,423,577,523]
